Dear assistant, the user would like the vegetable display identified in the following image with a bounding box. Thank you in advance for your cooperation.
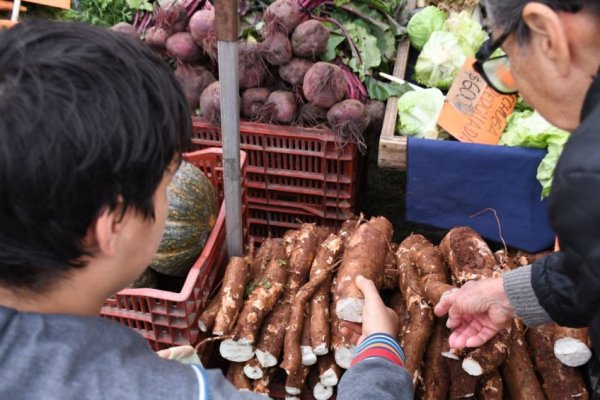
[194,221,590,398]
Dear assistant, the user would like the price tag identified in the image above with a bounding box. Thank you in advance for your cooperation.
[438,58,518,145]
[23,0,71,10]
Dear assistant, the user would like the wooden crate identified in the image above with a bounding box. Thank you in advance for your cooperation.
[377,0,415,171]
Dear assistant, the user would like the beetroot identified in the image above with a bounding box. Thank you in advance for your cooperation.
[264,0,305,35]
[156,0,188,33]
[239,42,269,89]
[189,9,217,59]
[111,22,139,39]
[303,62,348,108]
[258,91,298,124]
[166,32,202,62]
[175,65,216,109]
[295,103,328,127]
[279,58,314,86]
[241,88,271,120]
[364,100,386,137]
[291,20,329,58]
[260,32,293,66]
[327,100,370,152]
[144,26,169,51]
[200,81,221,124]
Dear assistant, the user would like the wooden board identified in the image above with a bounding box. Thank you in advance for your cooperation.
[377,0,415,170]
[22,0,70,10]
[0,1,26,12]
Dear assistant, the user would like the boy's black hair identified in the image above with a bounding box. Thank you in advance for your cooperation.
[0,20,192,290]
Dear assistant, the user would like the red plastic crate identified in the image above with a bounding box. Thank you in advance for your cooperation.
[191,118,362,218]
[248,203,355,243]
[100,148,248,351]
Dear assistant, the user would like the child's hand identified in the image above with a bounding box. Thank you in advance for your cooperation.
[340,275,399,346]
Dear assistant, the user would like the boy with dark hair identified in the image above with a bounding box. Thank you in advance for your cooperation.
[0,21,412,399]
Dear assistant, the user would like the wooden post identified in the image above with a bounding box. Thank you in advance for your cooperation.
[216,0,243,257]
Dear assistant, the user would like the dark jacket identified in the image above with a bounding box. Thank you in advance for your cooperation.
[531,70,600,347]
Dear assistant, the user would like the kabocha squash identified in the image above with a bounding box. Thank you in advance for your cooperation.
[149,160,218,277]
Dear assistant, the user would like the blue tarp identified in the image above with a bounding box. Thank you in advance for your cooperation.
[406,137,555,252]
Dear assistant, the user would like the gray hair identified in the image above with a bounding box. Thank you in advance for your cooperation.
[485,0,597,43]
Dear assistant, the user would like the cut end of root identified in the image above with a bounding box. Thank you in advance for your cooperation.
[313,383,334,400]
[286,386,302,396]
[554,338,592,367]
[320,368,339,386]
[243,363,264,380]
[336,298,365,323]
[255,349,278,368]
[313,343,329,356]
[219,339,254,362]
[462,358,483,376]
[334,345,356,369]
[441,348,461,360]
[301,346,318,366]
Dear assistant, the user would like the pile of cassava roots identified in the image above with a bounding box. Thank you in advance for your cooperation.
[197,220,591,399]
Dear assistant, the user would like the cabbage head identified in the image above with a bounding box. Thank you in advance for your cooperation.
[407,6,447,51]
[444,11,488,56]
[396,88,446,139]
[414,31,466,89]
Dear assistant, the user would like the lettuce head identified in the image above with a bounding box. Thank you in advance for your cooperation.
[414,31,466,89]
[396,88,446,139]
[444,11,488,56]
[407,6,447,51]
[499,111,570,198]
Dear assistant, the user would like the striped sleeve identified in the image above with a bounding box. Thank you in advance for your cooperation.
[190,364,207,400]
[350,333,406,368]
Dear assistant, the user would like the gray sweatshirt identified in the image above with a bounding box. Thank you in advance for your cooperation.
[502,265,552,326]
[0,306,413,400]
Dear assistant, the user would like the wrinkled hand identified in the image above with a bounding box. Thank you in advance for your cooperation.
[434,278,515,349]
[340,275,399,346]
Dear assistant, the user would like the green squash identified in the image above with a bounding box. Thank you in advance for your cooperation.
[149,160,218,277]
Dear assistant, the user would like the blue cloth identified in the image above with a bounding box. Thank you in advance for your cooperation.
[406,138,555,252]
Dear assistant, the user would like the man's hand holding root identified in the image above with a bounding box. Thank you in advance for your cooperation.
[434,278,515,349]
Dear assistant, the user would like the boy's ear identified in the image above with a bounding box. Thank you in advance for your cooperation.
[90,198,126,257]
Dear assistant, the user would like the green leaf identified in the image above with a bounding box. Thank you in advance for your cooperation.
[345,22,381,81]
[323,34,346,62]
[365,77,413,101]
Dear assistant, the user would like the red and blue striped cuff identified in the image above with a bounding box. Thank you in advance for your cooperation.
[350,333,406,368]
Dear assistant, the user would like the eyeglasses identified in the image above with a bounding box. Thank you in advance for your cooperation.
[473,32,518,95]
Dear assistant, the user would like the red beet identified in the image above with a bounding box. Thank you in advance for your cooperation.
[303,62,348,108]
[156,0,188,33]
[364,100,386,137]
[175,65,216,109]
[200,81,221,124]
[291,20,330,58]
[260,32,293,66]
[258,91,298,124]
[241,88,271,120]
[144,26,169,51]
[327,100,370,153]
[264,0,305,35]
[239,42,269,89]
[279,58,314,86]
[189,9,217,59]
[111,22,139,39]
[166,32,202,62]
